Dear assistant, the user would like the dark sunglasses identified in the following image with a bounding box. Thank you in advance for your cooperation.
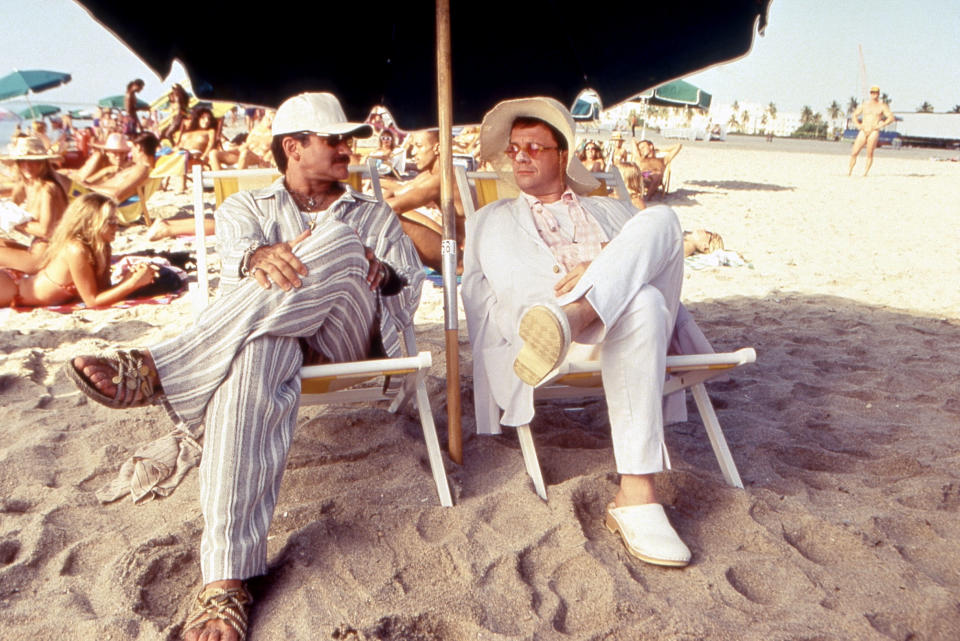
[321,133,354,147]
[505,141,558,159]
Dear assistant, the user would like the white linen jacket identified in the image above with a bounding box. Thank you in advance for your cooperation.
[462,195,709,434]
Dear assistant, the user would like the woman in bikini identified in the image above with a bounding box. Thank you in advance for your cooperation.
[579,140,606,172]
[0,136,69,273]
[154,107,219,193]
[0,192,158,308]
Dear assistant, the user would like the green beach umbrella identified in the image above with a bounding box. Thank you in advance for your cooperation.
[98,94,150,111]
[631,79,712,110]
[17,104,61,119]
[0,69,72,102]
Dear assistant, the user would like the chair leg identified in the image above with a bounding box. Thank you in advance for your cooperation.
[690,382,743,488]
[516,424,547,501]
[387,376,415,414]
[413,371,454,506]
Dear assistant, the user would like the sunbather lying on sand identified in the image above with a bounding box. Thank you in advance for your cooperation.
[683,229,723,256]
[0,193,158,308]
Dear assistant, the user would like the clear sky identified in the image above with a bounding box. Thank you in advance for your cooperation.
[1,0,959,117]
[686,0,960,114]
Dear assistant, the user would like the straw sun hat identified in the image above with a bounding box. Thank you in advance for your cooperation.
[479,96,600,195]
[92,132,131,153]
[1,135,59,161]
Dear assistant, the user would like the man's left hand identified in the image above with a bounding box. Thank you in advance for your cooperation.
[554,261,592,296]
[365,247,387,291]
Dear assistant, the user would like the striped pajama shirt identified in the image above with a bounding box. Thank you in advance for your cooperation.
[150,180,423,581]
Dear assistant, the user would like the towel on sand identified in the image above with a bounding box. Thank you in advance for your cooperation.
[96,423,203,504]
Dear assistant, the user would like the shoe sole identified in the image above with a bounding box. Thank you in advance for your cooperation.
[604,510,690,568]
[514,306,565,386]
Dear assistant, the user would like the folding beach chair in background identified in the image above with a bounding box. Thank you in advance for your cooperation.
[68,176,161,225]
[187,162,453,507]
[453,166,631,217]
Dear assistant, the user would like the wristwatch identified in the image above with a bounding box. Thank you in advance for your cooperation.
[239,242,265,277]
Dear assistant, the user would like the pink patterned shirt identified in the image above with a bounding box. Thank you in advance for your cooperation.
[523,189,609,272]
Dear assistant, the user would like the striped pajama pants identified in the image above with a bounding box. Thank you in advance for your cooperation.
[150,220,377,582]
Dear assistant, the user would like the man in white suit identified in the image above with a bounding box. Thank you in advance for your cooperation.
[67,93,423,641]
[462,97,692,568]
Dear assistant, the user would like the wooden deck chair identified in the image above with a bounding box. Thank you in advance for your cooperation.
[483,349,755,501]
[67,176,161,225]
[455,167,755,499]
[188,163,452,507]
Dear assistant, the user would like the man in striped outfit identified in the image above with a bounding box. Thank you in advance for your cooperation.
[67,93,424,641]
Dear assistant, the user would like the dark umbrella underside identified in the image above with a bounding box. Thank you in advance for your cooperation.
[77,1,768,127]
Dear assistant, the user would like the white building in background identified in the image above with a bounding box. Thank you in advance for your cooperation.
[708,102,803,137]
[603,99,810,139]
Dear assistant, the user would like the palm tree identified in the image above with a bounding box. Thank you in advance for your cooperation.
[847,97,859,115]
[917,101,934,113]
[951,104,960,113]
[800,105,814,125]
[727,113,739,132]
[731,100,740,113]
[827,101,843,121]
[740,109,750,133]
[881,93,892,107]
[827,101,843,137]
[767,102,777,121]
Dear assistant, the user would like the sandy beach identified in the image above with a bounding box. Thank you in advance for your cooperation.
[1,140,959,640]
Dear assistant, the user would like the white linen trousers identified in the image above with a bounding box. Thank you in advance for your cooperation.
[553,207,684,474]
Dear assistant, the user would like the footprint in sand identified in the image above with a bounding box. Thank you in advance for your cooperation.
[723,560,819,607]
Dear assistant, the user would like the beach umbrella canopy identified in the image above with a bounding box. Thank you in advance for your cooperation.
[631,79,713,111]
[18,104,61,119]
[98,94,150,111]
[74,2,767,127]
[0,69,72,102]
[77,0,770,461]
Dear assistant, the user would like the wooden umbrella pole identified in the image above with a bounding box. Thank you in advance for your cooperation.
[436,0,462,464]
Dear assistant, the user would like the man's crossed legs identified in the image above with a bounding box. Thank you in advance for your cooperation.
[69,220,378,640]
[513,206,692,566]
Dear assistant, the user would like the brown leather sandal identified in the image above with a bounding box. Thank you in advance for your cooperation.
[182,583,252,640]
[66,349,162,409]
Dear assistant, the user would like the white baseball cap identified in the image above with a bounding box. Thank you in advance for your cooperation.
[271,92,373,139]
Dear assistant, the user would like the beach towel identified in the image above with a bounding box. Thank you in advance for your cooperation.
[423,266,461,288]
[96,422,203,504]
[10,290,186,314]
[684,249,748,271]
[0,200,32,234]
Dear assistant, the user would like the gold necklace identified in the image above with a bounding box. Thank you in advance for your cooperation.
[284,180,342,212]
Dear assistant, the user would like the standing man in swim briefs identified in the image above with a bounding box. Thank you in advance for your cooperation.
[848,85,894,177]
